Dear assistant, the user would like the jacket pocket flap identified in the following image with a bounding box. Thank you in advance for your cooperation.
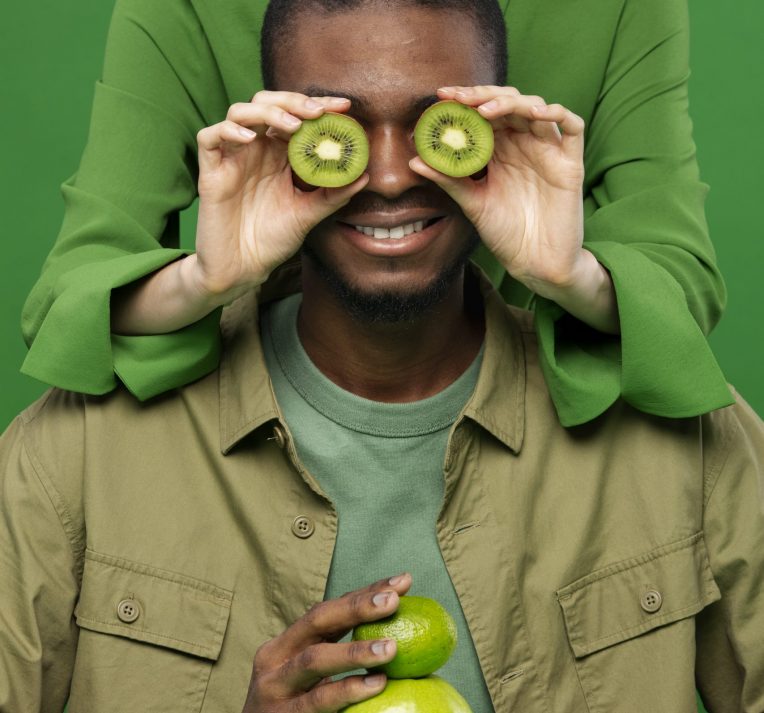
[74,549,233,661]
[556,532,720,658]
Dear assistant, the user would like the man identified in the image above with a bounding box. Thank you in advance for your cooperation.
[1,1,762,711]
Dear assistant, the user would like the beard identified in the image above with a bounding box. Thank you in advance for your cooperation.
[301,229,481,325]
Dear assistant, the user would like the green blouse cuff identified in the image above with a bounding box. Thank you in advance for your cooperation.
[112,308,221,400]
[21,249,220,398]
[535,241,733,427]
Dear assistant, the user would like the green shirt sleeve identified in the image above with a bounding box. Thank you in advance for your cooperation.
[475,0,732,425]
[20,0,230,399]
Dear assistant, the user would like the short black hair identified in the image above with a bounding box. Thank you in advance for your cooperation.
[261,0,508,91]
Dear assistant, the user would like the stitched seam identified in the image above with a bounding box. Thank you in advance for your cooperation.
[75,615,215,657]
[575,597,706,653]
[453,521,481,535]
[500,669,524,684]
[21,425,83,567]
[556,532,702,597]
[702,406,738,509]
[85,548,233,603]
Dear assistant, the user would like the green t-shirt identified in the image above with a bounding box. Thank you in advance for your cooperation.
[261,294,493,713]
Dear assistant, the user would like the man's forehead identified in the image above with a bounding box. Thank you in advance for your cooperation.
[275,6,493,106]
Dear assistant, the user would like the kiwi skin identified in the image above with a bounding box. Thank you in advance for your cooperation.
[288,112,369,188]
[414,100,494,178]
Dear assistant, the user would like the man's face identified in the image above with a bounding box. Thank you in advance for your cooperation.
[275,5,495,318]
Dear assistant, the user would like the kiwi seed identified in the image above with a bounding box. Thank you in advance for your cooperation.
[288,112,369,188]
[414,100,494,178]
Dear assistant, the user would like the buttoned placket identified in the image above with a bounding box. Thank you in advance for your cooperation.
[436,418,549,713]
[268,417,340,612]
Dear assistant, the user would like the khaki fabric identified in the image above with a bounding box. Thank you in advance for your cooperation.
[1,264,762,712]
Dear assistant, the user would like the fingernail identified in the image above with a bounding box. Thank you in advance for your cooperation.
[330,97,350,104]
[533,104,547,113]
[238,127,255,138]
[455,89,472,97]
[438,86,454,92]
[305,99,322,110]
[373,591,392,607]
[479,100,498,111]
[371,640,392,656]
[388,574,405,586]
[283,114,301,128]
[364,673,386,687]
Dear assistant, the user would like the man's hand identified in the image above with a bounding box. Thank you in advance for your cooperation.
[241,574,411,713]
[410,86,619,334]
[193,91,370,300]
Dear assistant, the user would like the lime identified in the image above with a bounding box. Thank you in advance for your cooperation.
[341,676,473,712]
[352,595,457,679]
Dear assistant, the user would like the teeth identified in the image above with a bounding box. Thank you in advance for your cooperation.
[353,220,431,239]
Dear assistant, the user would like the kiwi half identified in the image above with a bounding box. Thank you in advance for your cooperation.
[288,112,369,188]
[414,100,494,177]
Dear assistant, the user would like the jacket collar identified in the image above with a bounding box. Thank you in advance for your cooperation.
[462,269,526,453]
[219,259,526,454]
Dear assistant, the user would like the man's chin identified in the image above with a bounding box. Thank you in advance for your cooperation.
[301,240,478,325]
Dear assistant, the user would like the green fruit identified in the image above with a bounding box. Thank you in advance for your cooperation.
[414,100,494,177]
[352,596,457,679]
[288,112,369,187]
[341,676,473,713]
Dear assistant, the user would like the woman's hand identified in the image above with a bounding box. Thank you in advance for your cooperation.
[410,86,618,334]
[112,92,369,336]
[193,91,369,300]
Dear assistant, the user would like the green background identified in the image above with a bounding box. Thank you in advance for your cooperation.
[0,3,761,709]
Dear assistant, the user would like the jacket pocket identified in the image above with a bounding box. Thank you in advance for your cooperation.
[556,532,720,713]
[68,549,233,713]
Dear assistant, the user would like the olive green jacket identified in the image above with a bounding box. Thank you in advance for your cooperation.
[2,266,762,712]
[20,0,732,426]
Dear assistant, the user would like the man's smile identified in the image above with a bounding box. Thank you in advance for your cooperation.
[334,215,451,257]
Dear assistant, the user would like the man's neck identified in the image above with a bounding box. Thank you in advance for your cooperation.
[296,267,485,403]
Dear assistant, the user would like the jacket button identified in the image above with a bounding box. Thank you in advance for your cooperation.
[117,598,141,623]
[270,425,287,449]
[291,515,315,539]
[640,589,663,613]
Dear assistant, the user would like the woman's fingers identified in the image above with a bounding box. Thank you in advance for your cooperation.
[476,94,559,139]
[437,85,521,103]
[250,89,351,117]
[226,101,305,136]
[438,87,584,146]
[408,156,480,211]
[196,120,258,171]
[531,103,585,153]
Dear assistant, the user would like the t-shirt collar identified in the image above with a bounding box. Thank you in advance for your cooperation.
[218,259,526,454]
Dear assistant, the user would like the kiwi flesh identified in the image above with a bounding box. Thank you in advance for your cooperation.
[288,112,369,188]
[414,100,494,177]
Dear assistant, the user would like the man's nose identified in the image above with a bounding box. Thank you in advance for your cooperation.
[364,125,425,199]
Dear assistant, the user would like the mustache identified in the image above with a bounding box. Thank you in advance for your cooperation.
[341,189,458,216]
